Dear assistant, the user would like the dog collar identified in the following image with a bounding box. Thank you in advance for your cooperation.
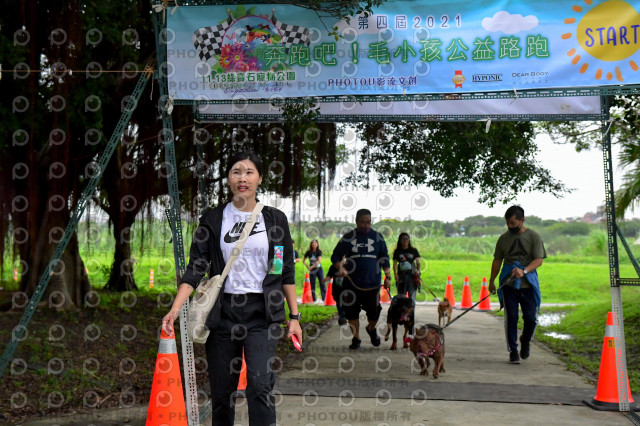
[425,339,441,357]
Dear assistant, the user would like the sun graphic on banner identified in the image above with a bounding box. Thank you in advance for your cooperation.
[562,0,640,82]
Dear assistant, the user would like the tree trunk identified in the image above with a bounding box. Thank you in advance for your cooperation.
[19,206,90,310]
[103,216,138,292]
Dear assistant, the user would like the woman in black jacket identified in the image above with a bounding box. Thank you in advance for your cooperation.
[162,151,302,426]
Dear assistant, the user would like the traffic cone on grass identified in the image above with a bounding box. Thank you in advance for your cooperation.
[301,273,313,304]
[583,312,639,411]
[146,330,188,426]
[444,275,456,307]
[325,278,336,306]
[149,269,155,289]
[474,277,492,311]
[459,276,473,309]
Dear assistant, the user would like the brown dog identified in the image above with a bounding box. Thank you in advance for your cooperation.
[384,296,415,350]
[410,324,445,378]
[438,297,452,326]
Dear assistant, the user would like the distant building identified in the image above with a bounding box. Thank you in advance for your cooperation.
[582,205,605,224]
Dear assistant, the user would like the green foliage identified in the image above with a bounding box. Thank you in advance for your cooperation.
[544,221,591,236]
[536,293,640,390]
[618,220,640,238]
[353,121,567,206]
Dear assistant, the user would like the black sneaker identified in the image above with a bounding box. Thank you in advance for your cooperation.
[338,318,347,326]
[520,337,530,360]
[349,337,361,349]
[509,352,521,364]
[366,326,381,347]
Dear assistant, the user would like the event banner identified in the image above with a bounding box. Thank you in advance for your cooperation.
[167,0,640,100]
[197,96,603,121]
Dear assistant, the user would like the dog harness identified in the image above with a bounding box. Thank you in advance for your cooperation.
[415,326,445,357]
[425,333,443,357]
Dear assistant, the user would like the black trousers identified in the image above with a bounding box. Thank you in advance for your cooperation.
[206,293,281,426]
[502,285,537,353]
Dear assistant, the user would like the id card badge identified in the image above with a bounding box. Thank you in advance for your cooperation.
[270,245,283,274]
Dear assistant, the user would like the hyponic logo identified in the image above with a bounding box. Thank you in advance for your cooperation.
[472,74,503,83]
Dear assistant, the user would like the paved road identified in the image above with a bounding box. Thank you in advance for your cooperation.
[230,303,634,426]
[23,303,636,425]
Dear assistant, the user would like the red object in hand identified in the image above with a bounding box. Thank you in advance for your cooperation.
[291,334,302,352]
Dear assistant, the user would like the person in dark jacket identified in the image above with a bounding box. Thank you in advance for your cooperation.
[393,232,421,301]
[331,209,391,349]
[162,151,301,426]
[303,239,326,301]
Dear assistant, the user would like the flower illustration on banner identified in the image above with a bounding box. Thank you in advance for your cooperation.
[561,0,640,81]
[193,5,310,76]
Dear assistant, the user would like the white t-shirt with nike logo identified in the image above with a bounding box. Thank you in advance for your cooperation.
[220,203,268,294]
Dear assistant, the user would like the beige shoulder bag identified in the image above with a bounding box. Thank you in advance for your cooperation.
[187,202,264,343]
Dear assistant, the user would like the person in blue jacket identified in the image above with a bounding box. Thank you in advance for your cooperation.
[489,205,546,364]
[331,209,391,349]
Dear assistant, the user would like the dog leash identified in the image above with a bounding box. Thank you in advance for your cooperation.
[416,276,441,301]
[442,279,509,329]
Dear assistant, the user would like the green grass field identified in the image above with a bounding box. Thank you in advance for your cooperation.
[2,228,639,390]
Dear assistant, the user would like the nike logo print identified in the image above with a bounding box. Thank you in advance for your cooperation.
[224,222,265,243]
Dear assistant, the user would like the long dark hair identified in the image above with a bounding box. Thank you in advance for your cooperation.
[395,232,415,251]
[307,239,321,252]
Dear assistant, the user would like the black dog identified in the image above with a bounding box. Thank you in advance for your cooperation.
[384,296,415,350]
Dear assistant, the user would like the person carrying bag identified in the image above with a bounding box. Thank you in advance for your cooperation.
[161,151,301,426]
[187,203,263,343]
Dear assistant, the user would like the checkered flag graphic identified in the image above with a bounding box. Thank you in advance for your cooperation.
[270,13,310,51]
[192,14,234,62]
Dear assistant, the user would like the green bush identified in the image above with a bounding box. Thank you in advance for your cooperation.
[544,221,592,236]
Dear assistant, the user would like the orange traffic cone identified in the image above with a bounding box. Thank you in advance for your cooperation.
[13,268,18,281]
[459,276,473,309]
[149,268,155,289]
[474,277,492,311]
[444,275,456,307]
[584,312,639,411]
[302,273,313,304]
[325,278,337,306]
[380,278,391,304]
[146,330,188,426]
[237,349,247,391]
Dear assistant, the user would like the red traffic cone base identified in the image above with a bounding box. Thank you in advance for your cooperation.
[325,279,337,306]
[444,275,456,307]
[302,273,313,304]
[380,284,391,304]
[583,312,639,411]
[146,331,188,425]
[474,277,492,311]
[458,276,473,309]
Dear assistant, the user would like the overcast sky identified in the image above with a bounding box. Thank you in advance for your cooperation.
[280,132,634,223]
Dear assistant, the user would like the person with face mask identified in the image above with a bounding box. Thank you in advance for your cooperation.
[489,205,546,364]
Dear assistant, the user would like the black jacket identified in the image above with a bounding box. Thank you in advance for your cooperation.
[181,202,295,329]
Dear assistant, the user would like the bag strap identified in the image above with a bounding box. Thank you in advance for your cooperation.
[219,202,264,282]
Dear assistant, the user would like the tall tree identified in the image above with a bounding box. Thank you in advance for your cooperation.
[355,121,567,206]
[0,0,102,308]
